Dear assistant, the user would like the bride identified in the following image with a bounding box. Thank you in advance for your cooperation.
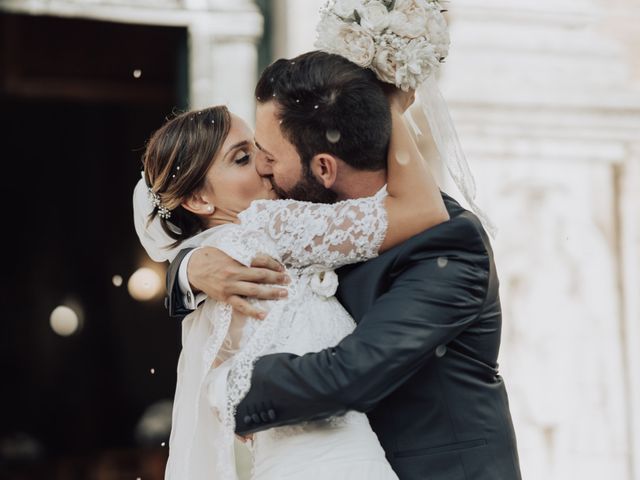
[133,81,448,478]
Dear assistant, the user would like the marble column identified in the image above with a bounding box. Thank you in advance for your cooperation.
[188,24,260,123]
[621,144,640,478]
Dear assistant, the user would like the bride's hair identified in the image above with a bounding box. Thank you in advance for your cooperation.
[142,105,232,246]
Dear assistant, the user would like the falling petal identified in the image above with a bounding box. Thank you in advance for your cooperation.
[326,129,341,143]
[395,151,411,165]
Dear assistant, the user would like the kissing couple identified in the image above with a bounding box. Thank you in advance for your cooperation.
[133,1,522,479]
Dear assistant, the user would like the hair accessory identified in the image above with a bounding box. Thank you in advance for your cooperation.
[148,187,172,219]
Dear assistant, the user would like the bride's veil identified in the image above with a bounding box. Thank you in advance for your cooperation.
[414,76,498,238]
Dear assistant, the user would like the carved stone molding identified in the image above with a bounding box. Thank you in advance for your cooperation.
[0,0,264,120]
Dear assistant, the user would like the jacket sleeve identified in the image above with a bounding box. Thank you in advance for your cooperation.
[165,247,195,319]
[234,216,491,434]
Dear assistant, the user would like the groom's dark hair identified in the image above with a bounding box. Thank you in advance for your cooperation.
[255,51,391,171]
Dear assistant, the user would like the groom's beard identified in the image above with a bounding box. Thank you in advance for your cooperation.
[269,166,338,204]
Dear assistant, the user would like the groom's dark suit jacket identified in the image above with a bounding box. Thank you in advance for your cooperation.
[167,194,522,480]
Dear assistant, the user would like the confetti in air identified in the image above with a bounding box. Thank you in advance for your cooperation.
[326,129,341,143]
[395,151,410,165]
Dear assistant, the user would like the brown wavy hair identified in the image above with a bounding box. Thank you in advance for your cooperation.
[142,106,232,246]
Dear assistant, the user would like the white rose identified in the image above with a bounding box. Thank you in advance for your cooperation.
[332,0,367,19]
[310,271,339,298]
[341,23,377,66]
[360,2,390,33]
[388,0,428,38]
[316,18,376,67]
[316,14,345,49]
[395,38,439,90]
[372,45,398,85]
[425,8,450,54]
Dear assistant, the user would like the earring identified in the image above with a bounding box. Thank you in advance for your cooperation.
[206,205,214,214]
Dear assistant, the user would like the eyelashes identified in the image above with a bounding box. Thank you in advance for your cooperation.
[234,153,251,165]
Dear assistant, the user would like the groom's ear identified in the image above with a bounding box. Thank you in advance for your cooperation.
[309,154,338,189]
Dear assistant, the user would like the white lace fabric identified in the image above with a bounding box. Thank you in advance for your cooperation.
[166,189,391,480]
[238,187,388,270]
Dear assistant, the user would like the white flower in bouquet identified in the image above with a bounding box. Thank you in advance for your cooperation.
[315,15,376,67]
[372,44,398,85]
[360,2,390,33]
[315,0,450,91]
[388,0,429,39]
[332,0,367,18]
[425,6,450,53]
[395,38,440,91]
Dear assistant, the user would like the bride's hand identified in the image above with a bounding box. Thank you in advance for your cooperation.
[386,86,416,114]
[378,80,415,113]
[236,433,254,444]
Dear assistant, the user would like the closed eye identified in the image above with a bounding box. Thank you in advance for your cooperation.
[234,153,251,165]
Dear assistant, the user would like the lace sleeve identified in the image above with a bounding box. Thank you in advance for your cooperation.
[237,188,388,269]
[196,224,282,267]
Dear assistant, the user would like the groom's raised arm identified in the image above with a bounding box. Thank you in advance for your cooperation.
[234,214,492,435]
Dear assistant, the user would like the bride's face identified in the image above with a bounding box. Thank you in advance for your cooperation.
[201,114,277,216]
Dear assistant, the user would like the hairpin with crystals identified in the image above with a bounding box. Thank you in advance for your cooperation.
[148,187,172,219]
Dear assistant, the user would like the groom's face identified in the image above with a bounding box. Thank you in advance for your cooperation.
[254,101,336,203]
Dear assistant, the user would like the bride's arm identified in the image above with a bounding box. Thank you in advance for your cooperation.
[382,90,449,250]
[239,89,449,269]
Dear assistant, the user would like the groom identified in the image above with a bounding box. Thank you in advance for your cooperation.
[166,51,521,479]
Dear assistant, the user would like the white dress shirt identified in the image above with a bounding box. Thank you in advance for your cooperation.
[178,248,207,310]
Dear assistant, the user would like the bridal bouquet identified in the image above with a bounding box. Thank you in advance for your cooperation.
[315,0,450,91]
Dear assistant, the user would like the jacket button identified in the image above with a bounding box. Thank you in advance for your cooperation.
[243,415,252,425]
[260,411,269,422]
[252,413,261,424]
[435,345,447,358]
[268,409,276,420]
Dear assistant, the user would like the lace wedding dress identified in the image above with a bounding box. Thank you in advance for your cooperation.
[166,187,398,480]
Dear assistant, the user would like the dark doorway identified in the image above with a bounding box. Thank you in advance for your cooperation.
[0,13,188,479]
